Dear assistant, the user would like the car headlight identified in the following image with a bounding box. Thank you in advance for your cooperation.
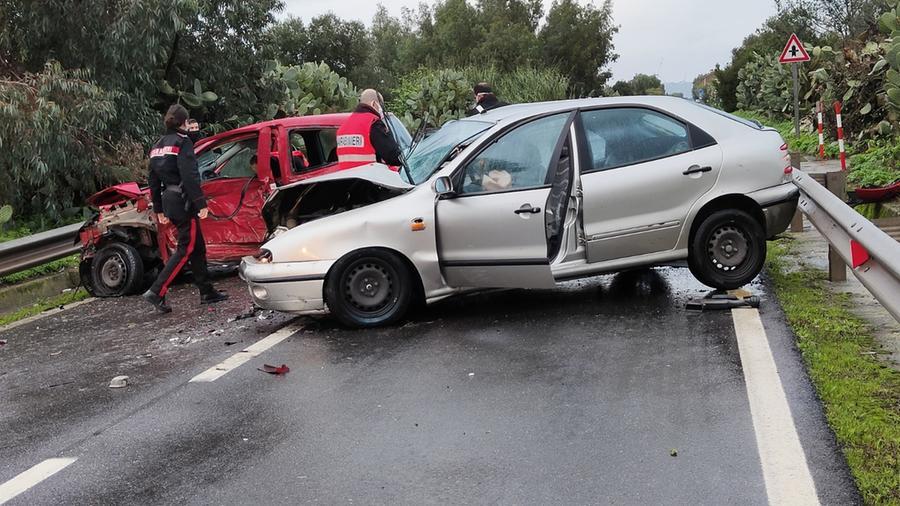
[254,248,273,263]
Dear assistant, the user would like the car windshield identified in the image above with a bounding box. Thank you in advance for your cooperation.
[405,119,493,184]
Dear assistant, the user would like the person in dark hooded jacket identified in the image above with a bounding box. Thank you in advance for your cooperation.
[142,104,227,313]
[467,82,508,116]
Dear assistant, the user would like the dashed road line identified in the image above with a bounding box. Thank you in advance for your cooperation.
[189,322,302,383]
[732,308,819,506]
[0,458,77,505]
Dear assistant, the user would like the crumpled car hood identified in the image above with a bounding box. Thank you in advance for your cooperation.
[267,163,413,199]
[86,182,149,207]
[262,163,413,233]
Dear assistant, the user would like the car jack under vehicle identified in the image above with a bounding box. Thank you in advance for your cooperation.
[685,290,760,311]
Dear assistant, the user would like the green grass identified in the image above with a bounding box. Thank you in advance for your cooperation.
[766,238,900,505]
[0,287,91,327]
[0,255,79,285]
[734,109,845,158]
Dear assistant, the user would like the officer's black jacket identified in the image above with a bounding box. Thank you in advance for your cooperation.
[148,129,207,213]
[466,94,508,116]
[352,104,403,166]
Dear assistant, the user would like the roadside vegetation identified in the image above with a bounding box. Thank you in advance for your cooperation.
[0,0,617,228]
[0,288,90,327]
[697,0,900,196]
[766,238,900,505]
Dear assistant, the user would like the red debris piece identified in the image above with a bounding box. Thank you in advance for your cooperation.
[850,239,870,269]
[258,364,290,375]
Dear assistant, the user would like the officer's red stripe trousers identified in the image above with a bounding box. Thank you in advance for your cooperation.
[159,219,197,297]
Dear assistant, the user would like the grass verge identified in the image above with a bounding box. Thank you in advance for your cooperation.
[0,288,90,327]
[766,238,900,505]
[0,255,79,285]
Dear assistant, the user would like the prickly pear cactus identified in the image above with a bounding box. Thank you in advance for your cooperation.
[0,205,12,225]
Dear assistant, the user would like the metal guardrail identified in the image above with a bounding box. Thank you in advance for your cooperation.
[0,223,82,277]
[793,171,900,322]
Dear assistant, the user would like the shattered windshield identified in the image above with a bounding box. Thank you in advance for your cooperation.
[406,119,493,185]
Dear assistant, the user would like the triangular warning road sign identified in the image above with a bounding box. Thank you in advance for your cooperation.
[779,33,810,64]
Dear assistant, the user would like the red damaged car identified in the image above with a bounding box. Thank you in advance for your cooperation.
[79,113,408,296]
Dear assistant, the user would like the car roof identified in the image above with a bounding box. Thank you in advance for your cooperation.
[198,113,351,147]
[460,95,699,125]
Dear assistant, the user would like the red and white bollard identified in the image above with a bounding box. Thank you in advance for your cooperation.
[834,101,847,170]
[816,101,825,159]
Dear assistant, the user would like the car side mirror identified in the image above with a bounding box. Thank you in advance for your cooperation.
[433,175,456,197]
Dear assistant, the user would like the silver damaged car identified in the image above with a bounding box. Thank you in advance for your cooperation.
[240,97,799,327]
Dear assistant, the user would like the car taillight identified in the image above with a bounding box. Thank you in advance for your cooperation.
[255,249,273,263]
[779,143,788,151]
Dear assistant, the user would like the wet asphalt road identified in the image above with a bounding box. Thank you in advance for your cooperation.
[0,268,859,504]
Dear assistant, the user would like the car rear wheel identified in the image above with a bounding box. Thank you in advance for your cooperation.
[90,242,145,297]
[325,249,414,328]
[688,209,765,290]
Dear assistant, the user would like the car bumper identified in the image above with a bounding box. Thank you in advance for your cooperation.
[748,183,799,238]
[239,257,335,314]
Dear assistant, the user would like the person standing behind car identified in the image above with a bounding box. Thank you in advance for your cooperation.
[467,82,508,116]
[142,104,228,314]
[336,88,402,170]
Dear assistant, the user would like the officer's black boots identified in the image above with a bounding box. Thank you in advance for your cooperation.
[200,289,229,304]
[142,290,172,314]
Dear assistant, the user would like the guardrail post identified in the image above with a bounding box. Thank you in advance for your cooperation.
[826,171,847,281]
[790,153,804,232]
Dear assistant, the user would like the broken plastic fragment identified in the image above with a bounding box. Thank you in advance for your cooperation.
[258,364,290,375]
[108,375,129,388]
[670,448,678,457]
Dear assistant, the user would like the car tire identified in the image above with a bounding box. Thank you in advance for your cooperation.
[90,242,145,297]
[688,209,766,290]
[325,249,414,328]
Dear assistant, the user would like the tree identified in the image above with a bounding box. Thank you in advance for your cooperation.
[629,74,665,95]
[714,3,821,111]
[473,0,543,70]
[302,14,373,86]
[612,80,633,96]
[539,0,618,96]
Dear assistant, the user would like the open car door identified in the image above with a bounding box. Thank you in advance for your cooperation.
[436,112,575,288]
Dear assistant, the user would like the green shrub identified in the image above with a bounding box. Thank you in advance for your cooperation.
[389,66,569,130]
[848,140,900,187]
[390,69,472,130]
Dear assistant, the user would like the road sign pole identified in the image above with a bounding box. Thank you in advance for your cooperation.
[792,62,800,137]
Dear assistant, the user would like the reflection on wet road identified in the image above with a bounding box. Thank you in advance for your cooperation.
[0,268,859,504]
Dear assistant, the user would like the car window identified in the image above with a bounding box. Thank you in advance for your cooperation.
[581,108,691,171]
[289,129,338,173]
[460,113,569,194]
[197,137,258,180]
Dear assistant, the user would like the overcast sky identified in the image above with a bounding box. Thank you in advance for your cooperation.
[281,0,780,83]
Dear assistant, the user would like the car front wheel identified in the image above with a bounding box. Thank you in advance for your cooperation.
[90,242,145,297]
[688,209,766,290]
[325,249,414,328]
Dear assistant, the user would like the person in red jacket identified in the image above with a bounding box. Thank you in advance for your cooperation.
[336,89,402,170]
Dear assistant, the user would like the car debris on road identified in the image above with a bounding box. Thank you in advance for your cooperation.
[108,375,129,388]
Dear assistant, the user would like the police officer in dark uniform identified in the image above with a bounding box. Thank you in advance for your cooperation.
[466,82,508,116]
[142,104,227,313]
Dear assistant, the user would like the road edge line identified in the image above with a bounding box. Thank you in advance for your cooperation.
[0,458,77,505]
[732,307,819,506]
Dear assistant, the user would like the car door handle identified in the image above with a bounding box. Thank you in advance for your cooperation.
[514,204,542,214]
[683,165,712,175]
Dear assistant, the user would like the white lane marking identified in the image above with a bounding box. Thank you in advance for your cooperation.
[0,298,95,333]
[189,323,302,382]
[0,458,77,505]
[732,308,819,506]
